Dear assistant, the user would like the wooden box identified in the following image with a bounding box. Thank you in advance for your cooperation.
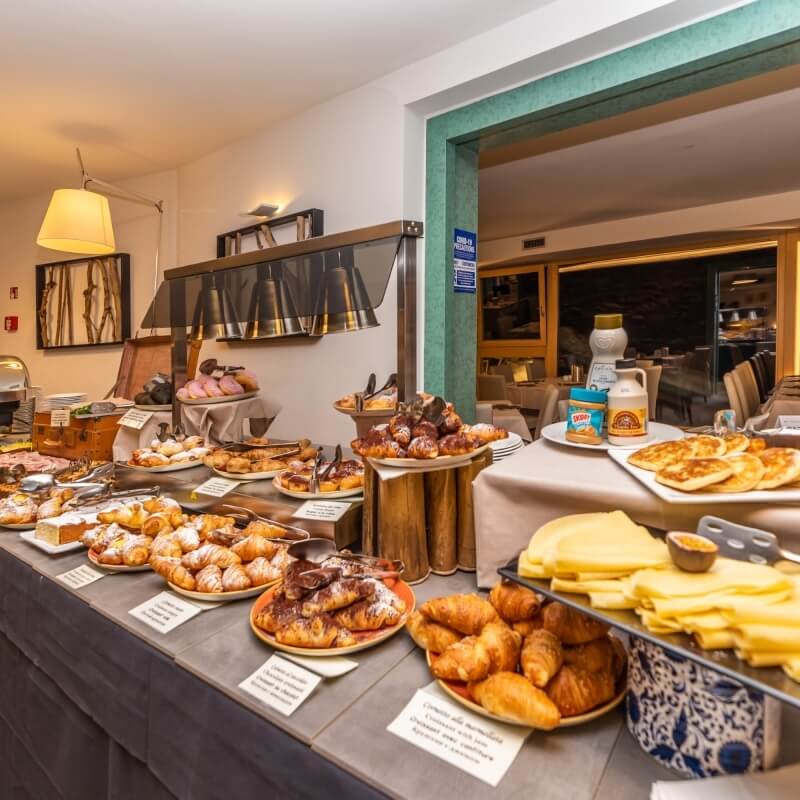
[33,412,123,462]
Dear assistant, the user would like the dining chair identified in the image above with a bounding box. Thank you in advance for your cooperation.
[735,362,761,418]
[525,360,546,381]
[533,385,560,441]
[489,364,515,383]
[748,356,767,402]
[643,365,662,420]
[477,374,507,402]
[723,371,745,426]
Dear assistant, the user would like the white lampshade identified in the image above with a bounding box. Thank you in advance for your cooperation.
[36,188,115,254]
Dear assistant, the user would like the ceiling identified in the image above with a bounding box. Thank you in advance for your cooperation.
[479,77,800,241]
[0,0,545,203]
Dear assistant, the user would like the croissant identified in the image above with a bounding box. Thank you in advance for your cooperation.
[143,497,182,515]
[300,578,375,617]
[36,496,63,520]
[231,535,279,562]
[479,622,522,673]
[141,512,177,538]
[182,543,242,571]
[150,555,181,578]
[244,557,282,587]
[173,526,201,553]
[420,594,499,635]
[562,638,617,675]
[407,436,439,459]
[97,546,124,565]
[489,581,543,622]
[168,564,197,591]
[242,519,287,539]
[195,564,224,593]
[512,617,545,637]
[254,597,303,633]
[406,610,463,652]
[150,534,182,559]
[275,614,342,649]
[334,597,403,631]
[469,672,561,730]
[542,602,609,645]
[437,434,473,456]
[521,630,564,688]
[430,636,491,682]
[122,537,152,567]
[545,665,616,717]
[193,514,236,535]
[221,564,251,592]
[411,420,439,440]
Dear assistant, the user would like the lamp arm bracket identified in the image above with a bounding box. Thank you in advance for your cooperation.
[76,147,163,213]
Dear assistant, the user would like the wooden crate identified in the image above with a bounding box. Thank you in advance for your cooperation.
[33,412,123,462]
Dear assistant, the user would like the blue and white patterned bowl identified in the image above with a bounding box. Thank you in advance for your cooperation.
[626,637,781,778]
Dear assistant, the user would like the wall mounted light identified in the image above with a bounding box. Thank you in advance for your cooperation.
[245,203,280,217]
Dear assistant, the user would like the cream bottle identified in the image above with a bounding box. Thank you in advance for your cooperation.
[607,358,649,446]
[587,314,628,393]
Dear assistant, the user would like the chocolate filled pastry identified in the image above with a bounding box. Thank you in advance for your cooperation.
[411,420,439,441]
[275,614,356,649]
[254,597,303,633]
[335,596,404,631]
[439,408,463,436]
[407,436,439,459]
[300,578,375,617]
[389,414,413,447]
[437,434,474,456]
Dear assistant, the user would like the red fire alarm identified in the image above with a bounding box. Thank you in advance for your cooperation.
[4,316,18,332]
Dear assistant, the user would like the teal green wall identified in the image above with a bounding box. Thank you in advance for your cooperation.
[424,0,800,419]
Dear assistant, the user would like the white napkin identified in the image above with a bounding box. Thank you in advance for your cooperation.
[651,763,800,800]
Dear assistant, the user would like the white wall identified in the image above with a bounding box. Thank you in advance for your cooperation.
[0,0,748,443]
[0,170,178,399]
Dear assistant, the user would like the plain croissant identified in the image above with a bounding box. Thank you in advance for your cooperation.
[406,610,463,653]
[542,602,609,645]
[420,594,499,635]
[521,629,563,688]
[430,636,491,682]
[489,581,542,622]
[470,672,561,730]
[478,622,522,673]
[545,665,616,717]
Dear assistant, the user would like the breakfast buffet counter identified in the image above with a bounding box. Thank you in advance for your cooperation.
[0,534,684,800]
[473,439,800,587]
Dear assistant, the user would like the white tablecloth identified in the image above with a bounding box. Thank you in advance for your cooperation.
[472,438,800,587]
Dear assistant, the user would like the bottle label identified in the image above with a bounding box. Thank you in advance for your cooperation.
[609,408,647,437]
[587,362,616,392]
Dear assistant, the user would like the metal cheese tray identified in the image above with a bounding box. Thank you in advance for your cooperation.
[499,561,800,710]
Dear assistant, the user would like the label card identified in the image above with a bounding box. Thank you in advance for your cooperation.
[119,408,154,429]
[57,564,106,589]
[387,686,528,787]
[128,591,207,634]
[194,477,240,497]
[50,409,70,427]
[238,655,322,716]
[292,500,352,522]
[778,415,800,431]
[282,653,359,678]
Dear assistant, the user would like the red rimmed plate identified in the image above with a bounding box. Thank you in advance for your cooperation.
[250,577,415,656]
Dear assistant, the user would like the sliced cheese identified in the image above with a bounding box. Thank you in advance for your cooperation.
[783,659,800,682]
[551,577,629,594]
[525,512,608,563]
[694,630,736,650]
[734,624,800,652]
[587,591,638,610]
[674,611,729,632]
[630,559,791,600]
[735,649,800,668]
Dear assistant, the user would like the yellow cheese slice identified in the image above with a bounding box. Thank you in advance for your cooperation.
[735,649,800,668]
[630,559,791,600]
[587,591,638,609]
[674,611,729,632]
[734,624,800,652]
[551,577,629,594]
[526,512,608,563]
[575,571,631,581]
[783,658,800,682]
[637,609,683,632]
[694,630,736,650]
[518,551,549,578]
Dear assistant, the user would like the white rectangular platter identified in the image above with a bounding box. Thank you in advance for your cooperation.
[607,446,800,505]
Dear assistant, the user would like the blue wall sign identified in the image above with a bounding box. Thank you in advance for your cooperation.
[453,228,477,294]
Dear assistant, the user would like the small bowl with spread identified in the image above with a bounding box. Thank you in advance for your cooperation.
[666,531,718,573]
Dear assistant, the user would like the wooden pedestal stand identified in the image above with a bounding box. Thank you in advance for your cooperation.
[362,450,493,584]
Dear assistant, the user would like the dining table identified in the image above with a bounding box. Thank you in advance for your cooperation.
[762,376,800,428]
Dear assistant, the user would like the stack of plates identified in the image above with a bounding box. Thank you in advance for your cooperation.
[39,393,88,412]
[489,431,525,462]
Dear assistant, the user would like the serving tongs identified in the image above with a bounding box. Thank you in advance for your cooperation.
[64,484,161,509]
[221,440,302,459]
[19,460,116,494]
[355,373,398,411]
[288,537,405,577]
[697,516,800,566]
[214,504,310,543]
[308,446,325,493]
